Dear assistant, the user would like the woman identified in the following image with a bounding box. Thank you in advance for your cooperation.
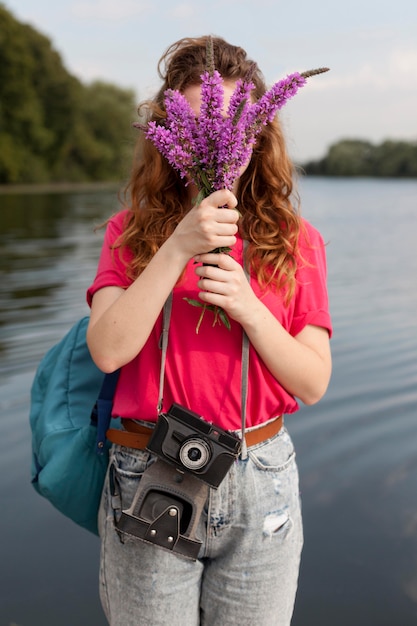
[87,36,332,626]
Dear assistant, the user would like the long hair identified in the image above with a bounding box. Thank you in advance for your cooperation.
[121,36,302,302]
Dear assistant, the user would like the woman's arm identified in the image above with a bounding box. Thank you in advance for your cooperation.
[194,251,332,404]
[87,190,239,373]
[243,312,331,405]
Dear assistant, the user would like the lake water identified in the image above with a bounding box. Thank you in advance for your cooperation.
[0,178,416,626]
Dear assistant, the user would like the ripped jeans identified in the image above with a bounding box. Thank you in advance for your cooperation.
[98,426,303,626]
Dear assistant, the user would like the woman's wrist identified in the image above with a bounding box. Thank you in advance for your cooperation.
[160,233,193,271]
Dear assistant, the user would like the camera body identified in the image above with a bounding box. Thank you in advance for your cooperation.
[147,403,241,488]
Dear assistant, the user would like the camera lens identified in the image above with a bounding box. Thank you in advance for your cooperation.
[179,438,211,471]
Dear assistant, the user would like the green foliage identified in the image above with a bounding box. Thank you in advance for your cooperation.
[303,138,417,178]
[0,4,137,183]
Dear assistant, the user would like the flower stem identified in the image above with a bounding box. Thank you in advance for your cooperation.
[196,304,207,334]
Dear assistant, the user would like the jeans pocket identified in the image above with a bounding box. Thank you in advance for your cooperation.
[111,445,153,512]
[248,429,301,544]
[248,427,296,473]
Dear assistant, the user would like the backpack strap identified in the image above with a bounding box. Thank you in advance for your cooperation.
[93,370,121,454]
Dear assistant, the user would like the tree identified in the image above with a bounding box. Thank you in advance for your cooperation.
[373,141,417,177]
[74,81,136,181]
[0,5,52,181]
[0,4,137,183]
[302,138,417,177]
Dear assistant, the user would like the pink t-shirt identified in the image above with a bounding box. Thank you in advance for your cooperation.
[87,210,332,430]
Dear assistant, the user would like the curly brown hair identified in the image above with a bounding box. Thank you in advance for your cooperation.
[120,35,302,302]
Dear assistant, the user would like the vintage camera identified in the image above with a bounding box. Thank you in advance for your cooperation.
[147,403,241,488]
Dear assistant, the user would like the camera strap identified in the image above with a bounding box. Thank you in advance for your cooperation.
[240,331,250,460]
[156,242,251,460]
[157,292,173,414]
[240,247,250,460]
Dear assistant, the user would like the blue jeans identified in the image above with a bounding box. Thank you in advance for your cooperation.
[98,427,303,625]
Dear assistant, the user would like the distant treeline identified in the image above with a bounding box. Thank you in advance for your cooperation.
[302,139,417,178]
[2,6,416,185]
[0,5,137,184]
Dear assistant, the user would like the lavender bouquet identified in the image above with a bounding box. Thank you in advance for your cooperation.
[136,39,328,331]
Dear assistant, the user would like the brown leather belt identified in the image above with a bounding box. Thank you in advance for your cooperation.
[106,415,283,450]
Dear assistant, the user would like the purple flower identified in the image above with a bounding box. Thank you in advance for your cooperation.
[145,122,194,179]
[212,75,255,190]
[248,73,307,131]
[164,90,198,145]
[196,70,224,168]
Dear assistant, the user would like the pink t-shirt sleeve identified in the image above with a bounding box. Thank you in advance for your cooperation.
[86,210,133,306]
[289,220,332,338]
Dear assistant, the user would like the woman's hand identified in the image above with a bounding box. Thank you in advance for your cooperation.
[172,189,239,260]
[194,251,332,405]
[193,251,257,325]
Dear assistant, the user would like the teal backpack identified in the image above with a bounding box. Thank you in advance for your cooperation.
[30,317,120,535]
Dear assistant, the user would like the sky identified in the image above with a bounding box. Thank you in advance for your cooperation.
[3,0,417,162]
